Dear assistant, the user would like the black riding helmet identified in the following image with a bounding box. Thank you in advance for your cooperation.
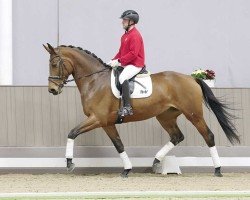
[120,10,139,24]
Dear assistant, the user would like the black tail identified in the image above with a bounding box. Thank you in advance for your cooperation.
[196,78,240,144]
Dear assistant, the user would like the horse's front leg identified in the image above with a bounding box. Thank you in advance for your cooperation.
[103,125,132,178]
[65,115,101,172]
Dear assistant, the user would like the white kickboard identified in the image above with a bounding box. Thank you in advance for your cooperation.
[155,156,182,175]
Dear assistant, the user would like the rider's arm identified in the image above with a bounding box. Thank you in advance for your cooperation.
[113,51,121,60]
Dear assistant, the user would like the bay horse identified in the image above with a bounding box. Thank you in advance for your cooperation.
[43,43,240,177]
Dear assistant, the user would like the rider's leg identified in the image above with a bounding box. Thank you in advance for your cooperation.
[119,65,142,84]
[119,80,133,116]
[119,65,142,116]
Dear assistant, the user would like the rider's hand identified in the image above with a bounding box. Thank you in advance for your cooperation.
[107,59,121,68]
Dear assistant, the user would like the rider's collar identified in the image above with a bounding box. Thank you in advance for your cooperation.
[125,26,136,34]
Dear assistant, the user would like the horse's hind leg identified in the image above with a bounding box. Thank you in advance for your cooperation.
[103,125,132,178]
[185,113,223,177]
[153,108,184,172]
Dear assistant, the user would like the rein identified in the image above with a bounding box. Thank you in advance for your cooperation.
[66,67,111,83]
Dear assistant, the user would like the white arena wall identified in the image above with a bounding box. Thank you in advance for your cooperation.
[0,86,249,170]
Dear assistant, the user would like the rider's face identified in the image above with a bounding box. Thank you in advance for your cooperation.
[122,19,135,30]
[122,19,129,30]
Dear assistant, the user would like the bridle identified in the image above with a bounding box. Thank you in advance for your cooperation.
[48,53,112,89]
[48,55,72,89]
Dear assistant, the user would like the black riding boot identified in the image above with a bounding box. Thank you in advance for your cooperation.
[119,80,133,116]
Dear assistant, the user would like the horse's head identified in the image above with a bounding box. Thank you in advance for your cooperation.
[43,43,73,95]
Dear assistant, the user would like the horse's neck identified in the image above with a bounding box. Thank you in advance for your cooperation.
[73,53,103,77]
[75,68,110,99]
[71,52,109,96]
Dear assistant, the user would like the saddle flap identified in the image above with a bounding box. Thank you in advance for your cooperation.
[114,67,123,92]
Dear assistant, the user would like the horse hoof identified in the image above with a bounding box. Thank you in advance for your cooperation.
[214,172,223,177]
[120,169,131,178]
[67,163,75,172]
[152,158,161,173]
[152,163,160,173]
[214,167,223,177]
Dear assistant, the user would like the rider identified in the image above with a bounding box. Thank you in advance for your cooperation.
[107,10,145,117]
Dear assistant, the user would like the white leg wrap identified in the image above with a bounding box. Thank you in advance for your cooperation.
[155,141,175,162]
[120,151,132,170]
[65,138,74,159]
[209,146,221,168]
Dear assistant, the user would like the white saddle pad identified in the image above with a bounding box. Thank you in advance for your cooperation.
[111,69,153,99]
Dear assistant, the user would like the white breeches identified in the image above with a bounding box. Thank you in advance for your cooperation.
[119,65,142,84]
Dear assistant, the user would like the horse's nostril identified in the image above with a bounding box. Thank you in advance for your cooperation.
[49,88,56,93]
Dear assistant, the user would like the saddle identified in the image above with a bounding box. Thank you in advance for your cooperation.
[111,67,152,99]
[114,66,149,94]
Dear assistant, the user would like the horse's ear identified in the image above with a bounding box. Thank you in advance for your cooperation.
[43,44,51,53]
[44,43,56,55]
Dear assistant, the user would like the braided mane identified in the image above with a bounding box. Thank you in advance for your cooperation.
[59,45,111,68]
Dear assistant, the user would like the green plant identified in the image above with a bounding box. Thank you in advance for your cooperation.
[191,69,215,80]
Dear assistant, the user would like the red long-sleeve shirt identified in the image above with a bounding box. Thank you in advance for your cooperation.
[113,27,145,68]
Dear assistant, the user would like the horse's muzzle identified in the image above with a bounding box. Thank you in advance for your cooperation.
[49,88,61,95]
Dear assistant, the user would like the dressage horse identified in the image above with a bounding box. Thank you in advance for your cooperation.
[43,43,240,177]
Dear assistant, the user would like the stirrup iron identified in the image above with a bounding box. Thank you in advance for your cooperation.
[119,106,133,117]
